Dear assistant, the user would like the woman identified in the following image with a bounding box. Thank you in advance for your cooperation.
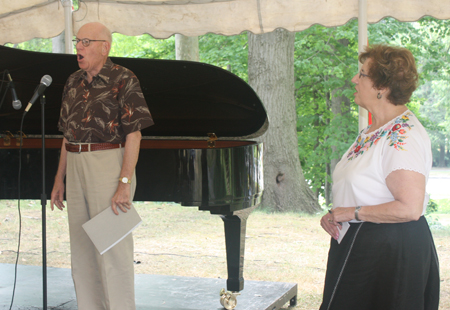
[319,44,440,310]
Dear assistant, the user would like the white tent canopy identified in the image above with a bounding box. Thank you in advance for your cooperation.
[2,0,450,45]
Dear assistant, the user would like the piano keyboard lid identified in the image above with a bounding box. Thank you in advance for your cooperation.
[0,45,268,140]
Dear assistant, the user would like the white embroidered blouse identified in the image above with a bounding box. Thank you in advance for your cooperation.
[332,110,432,221]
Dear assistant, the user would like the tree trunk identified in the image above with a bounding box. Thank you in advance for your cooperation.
[175,34,199,61]
[248,29,320,213]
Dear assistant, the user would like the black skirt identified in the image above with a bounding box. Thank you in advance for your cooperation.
[319,216,440,310]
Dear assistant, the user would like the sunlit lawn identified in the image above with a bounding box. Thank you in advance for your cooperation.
[1,200,449,309]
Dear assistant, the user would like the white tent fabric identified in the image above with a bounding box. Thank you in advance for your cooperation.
[1,0,450,45]
[72,0,450,37]
[0,1,65,45]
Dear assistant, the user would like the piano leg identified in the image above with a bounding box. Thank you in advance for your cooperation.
[220,212,249,292]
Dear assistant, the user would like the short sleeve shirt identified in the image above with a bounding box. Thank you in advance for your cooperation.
[58,58,154,143]
[332,110,432,220]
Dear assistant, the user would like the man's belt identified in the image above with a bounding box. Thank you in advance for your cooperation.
[65,142,125,153]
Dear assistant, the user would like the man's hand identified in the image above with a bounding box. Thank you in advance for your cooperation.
[50,138,68,211]
[111,131,141,215]
[111,182,132,215]
[50,179,66,211]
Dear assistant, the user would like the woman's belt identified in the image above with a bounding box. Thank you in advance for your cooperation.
[65,142,125,153]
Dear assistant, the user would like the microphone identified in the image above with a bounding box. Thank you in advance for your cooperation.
[24,75,52,112]
[7,72,22,110]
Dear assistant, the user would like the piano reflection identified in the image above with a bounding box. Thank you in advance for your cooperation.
[0,45,267,299]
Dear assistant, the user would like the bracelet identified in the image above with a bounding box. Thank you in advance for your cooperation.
[355,206,362,221]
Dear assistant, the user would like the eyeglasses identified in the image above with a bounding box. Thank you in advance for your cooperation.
[72,38,106,47]
[359,72,370,79]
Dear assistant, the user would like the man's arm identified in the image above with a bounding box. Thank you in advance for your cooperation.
[51,137,68,211]
[111,130,142,215]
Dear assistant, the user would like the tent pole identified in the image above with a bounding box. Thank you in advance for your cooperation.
[358,0,369,131]
[62,0,74,54]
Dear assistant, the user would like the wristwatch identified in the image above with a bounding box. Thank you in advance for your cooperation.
[119,177,132,184]
[355,206,362,221]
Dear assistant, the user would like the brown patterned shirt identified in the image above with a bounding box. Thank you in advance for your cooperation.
[58,58,154,143]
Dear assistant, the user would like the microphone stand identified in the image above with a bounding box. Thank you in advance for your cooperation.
[40,94,48,310]
[0,80,10,111]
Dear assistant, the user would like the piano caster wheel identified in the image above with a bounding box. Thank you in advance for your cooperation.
[220,288,240,310]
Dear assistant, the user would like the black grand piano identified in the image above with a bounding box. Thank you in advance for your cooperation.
[0,45,267,304]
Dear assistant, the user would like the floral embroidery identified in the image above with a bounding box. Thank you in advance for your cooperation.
[347,111,414,161]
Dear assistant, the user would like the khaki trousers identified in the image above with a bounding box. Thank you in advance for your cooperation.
[66,147,136,310]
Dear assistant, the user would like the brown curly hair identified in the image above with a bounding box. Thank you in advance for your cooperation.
[359,44,419,106]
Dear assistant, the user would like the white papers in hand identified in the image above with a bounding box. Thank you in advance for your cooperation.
[82,204,142,255]
[337,221,350,244]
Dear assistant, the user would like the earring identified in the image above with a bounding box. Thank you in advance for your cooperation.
[377,93,382,99]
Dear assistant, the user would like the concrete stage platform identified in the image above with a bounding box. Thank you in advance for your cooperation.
[0,264,297,310]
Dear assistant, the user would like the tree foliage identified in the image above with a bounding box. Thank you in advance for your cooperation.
[5,38,53,53]
[294,20,359,201]
[412,18,450,167]
[199,33,248,81]
[110,33,175,60]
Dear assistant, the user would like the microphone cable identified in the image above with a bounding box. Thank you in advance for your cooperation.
[0,70,8,111]
[8,110,26,310]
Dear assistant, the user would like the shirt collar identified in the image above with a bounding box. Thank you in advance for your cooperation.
[78,58,114,85]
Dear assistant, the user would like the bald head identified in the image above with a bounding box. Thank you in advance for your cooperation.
[78,22,112,52]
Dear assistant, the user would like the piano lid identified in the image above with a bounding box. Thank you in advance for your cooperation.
[0,45,267,139]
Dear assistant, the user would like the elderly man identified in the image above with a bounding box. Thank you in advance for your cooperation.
[50,22,153,309]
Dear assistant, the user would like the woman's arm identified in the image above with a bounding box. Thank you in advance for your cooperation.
[321,169,425,239]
